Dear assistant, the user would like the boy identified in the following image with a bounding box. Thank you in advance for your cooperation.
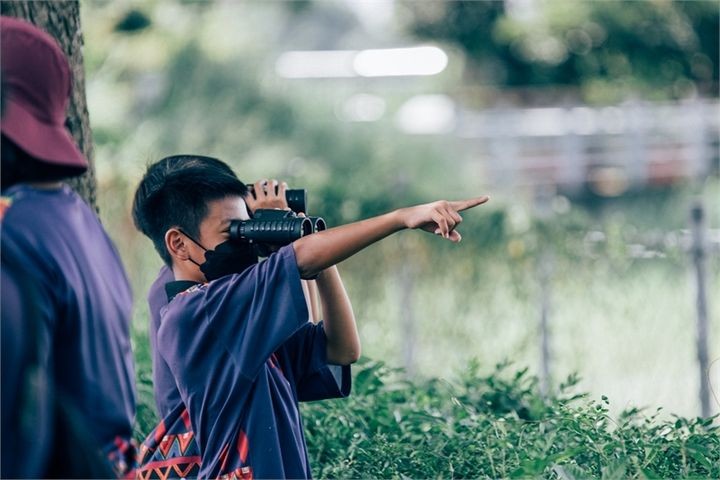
[134,158,355,478]
[135,155,245,421]
[132,156,487,478]
[133,155,320,423]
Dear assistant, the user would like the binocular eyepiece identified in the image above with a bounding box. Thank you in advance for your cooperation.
[247,184,307,214]
[229,209,325,246]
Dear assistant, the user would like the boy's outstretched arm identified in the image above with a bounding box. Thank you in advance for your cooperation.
[293,196,489,279]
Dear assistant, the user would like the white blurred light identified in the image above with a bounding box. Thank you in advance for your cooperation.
[354,46,447,77]
[276,46,448,79]
[521,108,567,136]
[342,0,394,31]
[508,205,531,233]
[505,0,541,22]
[552,195,571,214]
[599,106,626,134]
[339,93,386,122]
[395,94,455,135]
[275,50,356,78]
[569,107,597,135]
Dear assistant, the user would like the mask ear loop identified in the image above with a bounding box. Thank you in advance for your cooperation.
[177,228,207,267]
[177,228,207,251]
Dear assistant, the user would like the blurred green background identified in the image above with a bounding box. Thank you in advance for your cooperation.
[79,0,719,434]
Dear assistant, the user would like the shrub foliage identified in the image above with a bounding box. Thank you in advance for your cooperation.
[302,359,719,479]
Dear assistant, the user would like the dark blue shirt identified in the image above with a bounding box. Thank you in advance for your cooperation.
[0,184,136,474]
[148,265,178,418]
[156,245,350,478]
[148,264,348,418]
[1,256,53,478]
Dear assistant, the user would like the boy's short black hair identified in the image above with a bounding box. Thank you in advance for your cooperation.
[132,154,248,266]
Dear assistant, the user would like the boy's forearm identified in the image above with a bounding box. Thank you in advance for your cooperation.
[307,280,321,323]
[300,280,320,323]
[315,266,359,365]
[293,210,405,278]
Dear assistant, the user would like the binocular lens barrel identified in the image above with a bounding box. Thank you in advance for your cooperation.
[309,216,326,233]
[229,213,314,245]
[247,185,306,214]
[229,217,312,244]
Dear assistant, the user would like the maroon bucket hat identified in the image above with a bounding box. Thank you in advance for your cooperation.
[1,16,87,170]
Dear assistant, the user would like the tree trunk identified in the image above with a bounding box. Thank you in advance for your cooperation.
[2,0,97,211]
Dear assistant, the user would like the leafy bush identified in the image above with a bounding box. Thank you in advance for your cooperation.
[302,359,719,479]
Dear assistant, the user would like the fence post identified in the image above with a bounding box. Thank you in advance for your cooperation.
[690,201,711,418]
[538,248,553,397]
[399,248,417,377]
[535,186,555,397]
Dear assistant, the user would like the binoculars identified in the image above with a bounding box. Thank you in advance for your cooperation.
[233,185,325,245]
[230,209,325,245]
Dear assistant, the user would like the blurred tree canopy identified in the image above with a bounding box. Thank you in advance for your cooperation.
[84,2,482,229]
[401,0,719,102]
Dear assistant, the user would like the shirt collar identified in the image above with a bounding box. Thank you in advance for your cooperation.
[165,280,202,302]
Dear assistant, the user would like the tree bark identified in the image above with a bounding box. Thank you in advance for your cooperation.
[2,0,97,211]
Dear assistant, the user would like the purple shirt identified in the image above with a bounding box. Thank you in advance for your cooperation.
[155,245,350,478]
[148,265,178,418]
[1,258,53,478]
[148,264,346,418]
[0,185,136,473]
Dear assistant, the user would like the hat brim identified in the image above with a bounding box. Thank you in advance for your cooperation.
[1,97,88,171]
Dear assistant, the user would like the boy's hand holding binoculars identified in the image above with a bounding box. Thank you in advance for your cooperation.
[245,179,289,213]
[398,196,490,243]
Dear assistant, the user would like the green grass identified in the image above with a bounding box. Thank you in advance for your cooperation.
[131,326,720,478]
[302,359,720,479]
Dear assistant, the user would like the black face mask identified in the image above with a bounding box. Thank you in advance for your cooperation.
[180,230,258,281]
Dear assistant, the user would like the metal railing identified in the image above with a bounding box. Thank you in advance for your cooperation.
[457,99,719,194]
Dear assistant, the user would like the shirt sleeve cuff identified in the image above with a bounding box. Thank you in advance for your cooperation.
[297,322,352,401]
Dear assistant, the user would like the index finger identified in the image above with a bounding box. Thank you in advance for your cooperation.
[449,195,490,212]
[254,179,268,200]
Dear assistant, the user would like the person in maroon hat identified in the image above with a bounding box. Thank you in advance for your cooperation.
[1,16,136,478]
[0,16,88,187]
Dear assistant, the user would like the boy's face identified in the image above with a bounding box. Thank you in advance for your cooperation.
[169,195,250,283]
[196,195,250,250]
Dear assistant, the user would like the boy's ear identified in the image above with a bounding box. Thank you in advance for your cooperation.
[165,228,189,262]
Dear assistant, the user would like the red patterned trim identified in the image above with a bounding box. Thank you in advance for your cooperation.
[219,466,253,480]
[180,408,192,429]
[137,455,202,470]
[236,430,249,464]
[0,197,12,221]
[153,419,167,444]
